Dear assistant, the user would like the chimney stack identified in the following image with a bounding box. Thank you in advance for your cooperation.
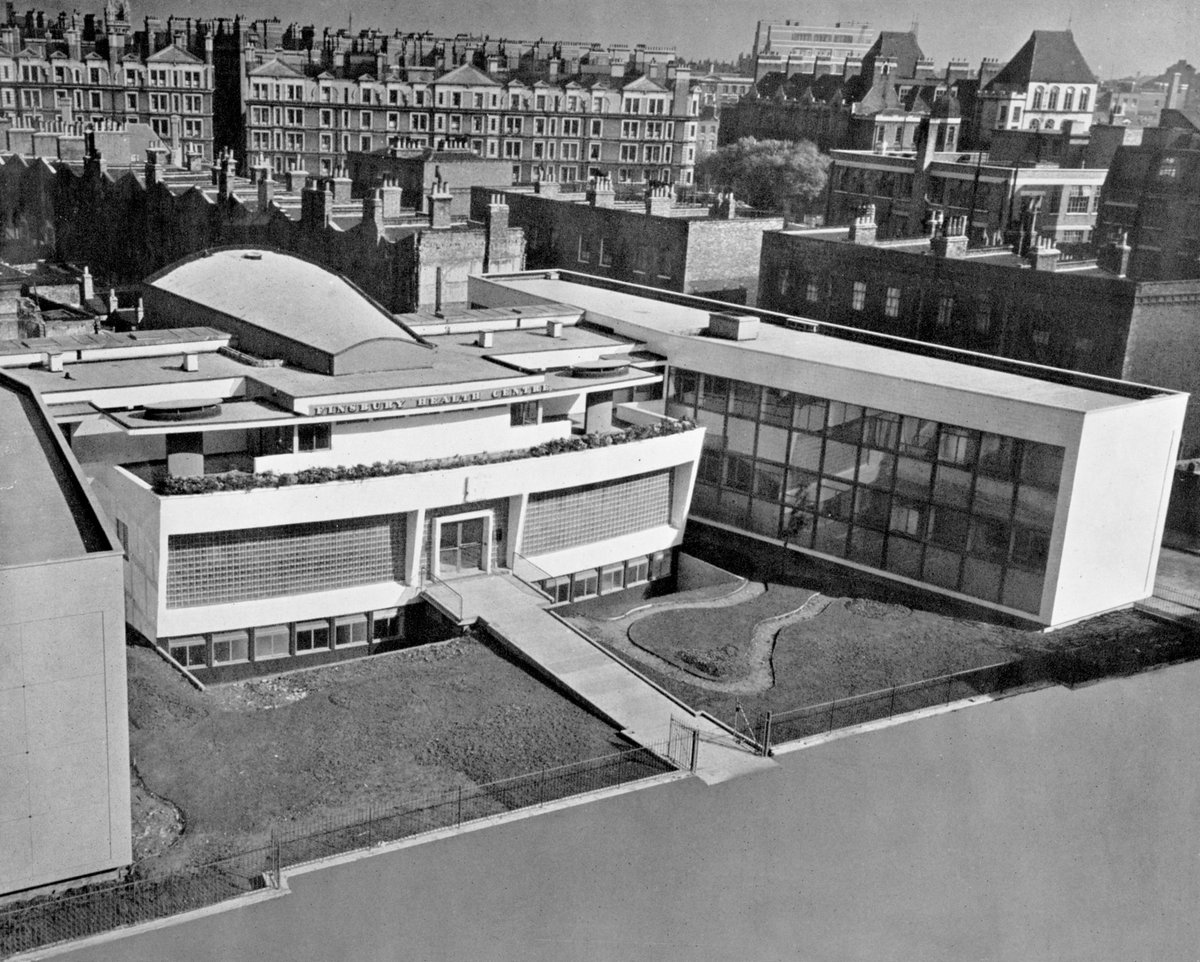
[931,214,969,258]
[586,174,615,208]
[427,175,452,228]
[644,183,672,217]
[847,203,877,245]
[80,265,94,302]
[1026,234,1060,272]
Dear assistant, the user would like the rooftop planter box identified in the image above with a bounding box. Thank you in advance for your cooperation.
[151,420,697,496]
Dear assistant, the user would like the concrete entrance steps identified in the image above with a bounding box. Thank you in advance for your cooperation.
[420,573,775,785]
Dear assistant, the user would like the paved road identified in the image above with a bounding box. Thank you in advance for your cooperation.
[50,661,1200,962]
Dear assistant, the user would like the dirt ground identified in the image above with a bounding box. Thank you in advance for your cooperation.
[126,633,626,875]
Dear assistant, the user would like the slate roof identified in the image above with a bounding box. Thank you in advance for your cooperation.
[432,62,500,86]
[987,31,1095,89]
[146,43,203,65]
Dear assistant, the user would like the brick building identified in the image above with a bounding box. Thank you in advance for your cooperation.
[0,5,216,163]
[0,144,524,312]
[721,31,993,153]
[1095,107,1200,282]
[749,19,875,82]
[230,22,700,186]
[470,178,783,304]
[824,116,1114,245]
[975,31,1098,146]
[756,215,1200,453]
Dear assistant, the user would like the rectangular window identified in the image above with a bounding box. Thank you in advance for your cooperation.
[626,557,650,585]
[577,234,592,263]
[372,609,401,641]
[296,620,330,653]
[168,636,207,668]
[298,423,331,451]
[851,280,866,311]
[975,300,992,334]
[1066,186,1091,213]
[805,281,819,304]
[115,518,129,552]
[884,287,900,318]
[599,564,625,594]
[936,296,954,328]
[572,569,599,600]
[211,630,249,665]
[542,576,572,604]
[510,400,539,426]
[334,615,368,648]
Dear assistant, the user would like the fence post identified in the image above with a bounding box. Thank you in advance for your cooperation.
[539,767,546,806]
[889,685,896,717]
[828,699,836,733]
[689,726,700,772]
[367,804,373,848]
[945,674,953,705]
[272,835,281,888]
[761,711,773,757]
[456,785,462,827]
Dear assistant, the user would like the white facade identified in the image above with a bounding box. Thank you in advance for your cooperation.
[470,271,1186,628]
[2,251,702,676]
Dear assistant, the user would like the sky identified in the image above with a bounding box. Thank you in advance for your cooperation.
[38,0,1200,78]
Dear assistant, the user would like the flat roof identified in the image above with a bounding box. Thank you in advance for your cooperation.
[486,274,1170,414]
[0,377,111,566]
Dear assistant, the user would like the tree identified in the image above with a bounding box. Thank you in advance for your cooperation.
[697,137,830,213]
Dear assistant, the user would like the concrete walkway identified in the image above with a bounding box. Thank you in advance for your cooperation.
[422,574,775,785]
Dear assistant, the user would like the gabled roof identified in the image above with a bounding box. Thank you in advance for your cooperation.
[432,62,499,86]
[147,43,203,65]
[249,57,305,78]
[861,31,924,79]
[622,74,667,93]
[987,31,1095,89]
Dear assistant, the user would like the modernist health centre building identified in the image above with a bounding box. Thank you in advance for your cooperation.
[470,271,1186,629]
[0,249,700,680]
[0,252,1185,689]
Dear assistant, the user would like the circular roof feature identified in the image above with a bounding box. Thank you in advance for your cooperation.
[141,398,223,421]
[568,359,631,378]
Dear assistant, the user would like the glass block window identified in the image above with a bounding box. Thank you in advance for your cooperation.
[523,471,673,555]
[852,280,866,311]
[167,514,406,608]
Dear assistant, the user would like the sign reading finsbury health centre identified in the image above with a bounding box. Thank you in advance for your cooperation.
[310,383,547,416]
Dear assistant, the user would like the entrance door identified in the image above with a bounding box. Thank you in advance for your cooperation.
[438,516,488,577]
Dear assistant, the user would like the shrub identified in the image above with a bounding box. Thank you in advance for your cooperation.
[152,419,695,495]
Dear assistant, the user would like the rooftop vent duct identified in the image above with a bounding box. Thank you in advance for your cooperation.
[707,313,760,341]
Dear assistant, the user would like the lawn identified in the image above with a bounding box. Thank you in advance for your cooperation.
[127,633,628,875]
[565,556,1198,736]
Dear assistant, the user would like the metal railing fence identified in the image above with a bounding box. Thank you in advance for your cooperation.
[0,737,691,959]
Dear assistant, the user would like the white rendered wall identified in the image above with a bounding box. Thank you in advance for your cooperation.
[252,408,573,475]
[96,429,703,640]
[1047,393,1186,625]
[0,554,131,896]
